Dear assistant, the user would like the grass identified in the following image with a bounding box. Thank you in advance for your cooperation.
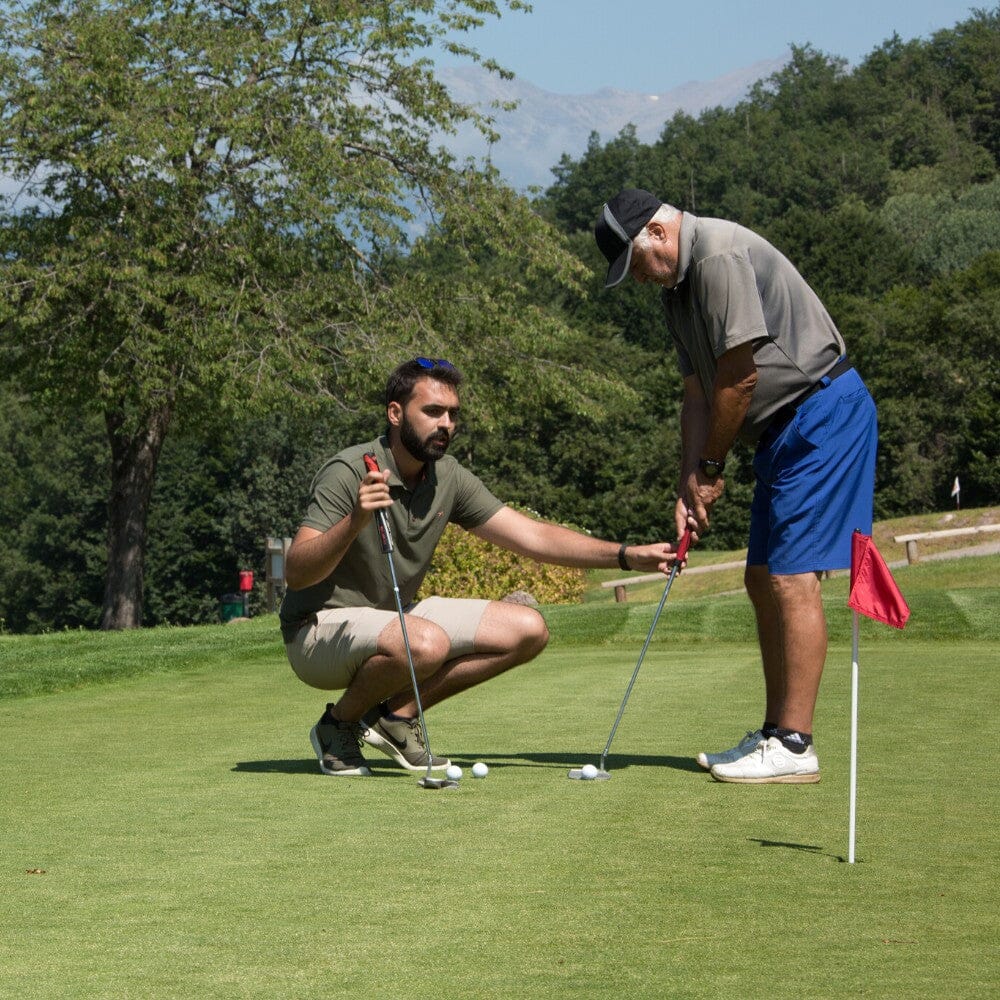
[1,529,998,998]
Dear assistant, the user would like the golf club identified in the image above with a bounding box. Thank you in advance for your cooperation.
[363,453,458,790]
[568,528,692,781]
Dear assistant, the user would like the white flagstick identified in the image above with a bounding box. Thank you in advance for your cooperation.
[848,610,860,864]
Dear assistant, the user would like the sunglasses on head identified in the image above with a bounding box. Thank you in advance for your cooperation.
[414,356,456,371]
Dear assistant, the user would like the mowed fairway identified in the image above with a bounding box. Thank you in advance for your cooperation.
[2,567,998,999]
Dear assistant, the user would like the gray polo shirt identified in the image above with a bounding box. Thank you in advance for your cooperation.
[279,437,504,640]
[660,213,845,444]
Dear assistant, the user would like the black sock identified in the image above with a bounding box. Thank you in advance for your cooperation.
[762,721,780,738]
[773,727,812,754]
[321,704,338,724]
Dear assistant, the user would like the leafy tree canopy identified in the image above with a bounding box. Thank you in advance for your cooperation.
[0,0,609,627]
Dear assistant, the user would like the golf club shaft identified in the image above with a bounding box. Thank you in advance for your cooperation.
[599,529,692,772]
[363,453,437,779]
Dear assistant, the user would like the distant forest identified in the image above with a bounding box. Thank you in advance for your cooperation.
[1,7,997,632]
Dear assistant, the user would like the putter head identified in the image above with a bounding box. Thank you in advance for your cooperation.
[567,767,612,781]
[418,776,460,790]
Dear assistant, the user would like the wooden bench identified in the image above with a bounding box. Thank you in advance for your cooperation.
[601,559,746,602]
[893,523,1000,564]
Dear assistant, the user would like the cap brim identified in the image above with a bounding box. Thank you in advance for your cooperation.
[604,243,633,288]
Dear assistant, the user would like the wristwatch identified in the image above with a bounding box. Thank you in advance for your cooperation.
[698,457,725,479]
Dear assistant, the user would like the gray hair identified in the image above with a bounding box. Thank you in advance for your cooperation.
[634,205,679,250]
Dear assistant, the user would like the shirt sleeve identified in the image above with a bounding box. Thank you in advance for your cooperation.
[692,251,768,358]
[450,465,505,530]
[672,334,695,378]
[301,459,359,532]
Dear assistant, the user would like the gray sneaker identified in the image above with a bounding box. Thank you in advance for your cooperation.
[363,715,450,771]
[696,729,765,771]
[309,717,373,776]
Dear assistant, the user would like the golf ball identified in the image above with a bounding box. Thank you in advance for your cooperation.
[580,763,598,780]
[445,764,463,781]
[471,762,489,778]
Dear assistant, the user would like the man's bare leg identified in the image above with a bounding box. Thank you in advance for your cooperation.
[745,563,784,726]
[767,571,827,734]
[329,616,452,722]
[389,601,549,715]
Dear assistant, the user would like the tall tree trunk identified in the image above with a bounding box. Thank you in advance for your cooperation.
[100,404,173,630]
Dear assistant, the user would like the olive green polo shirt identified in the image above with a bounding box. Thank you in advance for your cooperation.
[660,213,846,445]
[279,437,504,640]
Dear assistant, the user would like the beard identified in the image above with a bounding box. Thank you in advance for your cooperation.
[399,414,451,464]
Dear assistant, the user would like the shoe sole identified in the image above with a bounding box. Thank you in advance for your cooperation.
[363,727,450,772]
[710,771,820,784]
[309,726,372,777]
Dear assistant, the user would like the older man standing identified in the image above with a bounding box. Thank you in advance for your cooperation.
[595,189,878,783]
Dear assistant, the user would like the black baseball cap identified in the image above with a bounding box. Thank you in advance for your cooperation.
[594,188,662,287]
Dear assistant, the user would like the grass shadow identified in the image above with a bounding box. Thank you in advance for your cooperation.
[232,759,322,775]
[232,753,705,776]
[454,750,704,774]
[747,838,823,853]
[748,837,852,863]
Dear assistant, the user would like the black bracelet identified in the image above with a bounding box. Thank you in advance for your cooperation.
[618,543,631,572]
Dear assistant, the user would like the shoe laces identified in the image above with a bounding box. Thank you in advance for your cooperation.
[402,715,426,750]
[337,719,364,755]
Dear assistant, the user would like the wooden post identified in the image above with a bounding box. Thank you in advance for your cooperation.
[905,539,919,564]
[265,536,292,612]
[614,584,626,603]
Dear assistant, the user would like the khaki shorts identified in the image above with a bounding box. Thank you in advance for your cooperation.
[283,596,491,691]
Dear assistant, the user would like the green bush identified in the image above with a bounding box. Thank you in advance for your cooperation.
[421,521,586,605]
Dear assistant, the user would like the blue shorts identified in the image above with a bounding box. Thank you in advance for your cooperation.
[748,368,877,575]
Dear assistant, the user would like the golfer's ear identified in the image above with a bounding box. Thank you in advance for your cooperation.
[387,400,403,427]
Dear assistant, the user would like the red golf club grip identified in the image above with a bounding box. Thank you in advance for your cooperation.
[676,528,692,563]
[362,452,393,554]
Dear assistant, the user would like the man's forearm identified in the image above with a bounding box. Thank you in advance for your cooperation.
[284,510,370,590]
[680,388,710,490]
[702,382,752,461]
[703,344,758,461]
[472,507,675,572]
[476,512,619,568]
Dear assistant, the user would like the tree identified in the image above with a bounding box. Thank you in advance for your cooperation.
[536,12,1000,534]
[0,0,590,629]
[0,383,107,632]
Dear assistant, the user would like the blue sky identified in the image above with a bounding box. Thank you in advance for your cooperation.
[438,1,982,94]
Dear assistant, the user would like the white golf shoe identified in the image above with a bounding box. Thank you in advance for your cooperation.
[710,736,820,784]
[696,729,764,771]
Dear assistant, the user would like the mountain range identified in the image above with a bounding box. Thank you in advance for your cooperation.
[436,55,789,191]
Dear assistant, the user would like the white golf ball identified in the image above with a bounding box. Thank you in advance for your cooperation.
[580,763,598,780]
[445,764,463,781]
[471,762,489,778]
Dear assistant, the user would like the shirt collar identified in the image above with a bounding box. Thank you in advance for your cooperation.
[672,211,696,288]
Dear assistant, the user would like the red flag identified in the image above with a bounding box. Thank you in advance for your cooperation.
[848,531,910,629]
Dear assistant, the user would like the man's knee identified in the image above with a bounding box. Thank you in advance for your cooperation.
[381,618,450,672]
[744,563,771,605]
[768,571,823,607]
[519,606,549,657]
[503,605,549,664]
[480,602,549,662]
